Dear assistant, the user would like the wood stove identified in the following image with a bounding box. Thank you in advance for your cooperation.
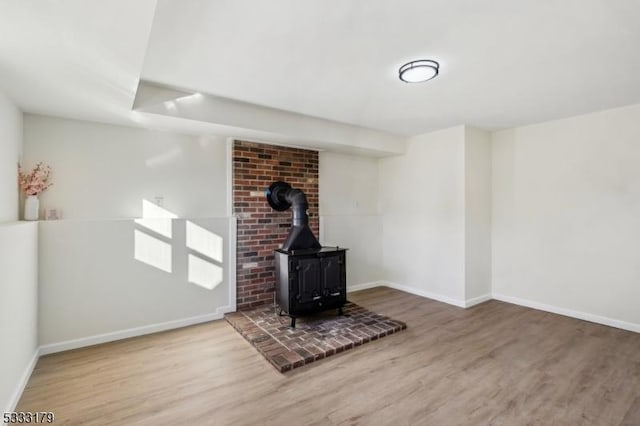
[275,247,347,328]
[266,181,347,327]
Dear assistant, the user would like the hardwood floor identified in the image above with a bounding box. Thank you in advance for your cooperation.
[17,287,640,425]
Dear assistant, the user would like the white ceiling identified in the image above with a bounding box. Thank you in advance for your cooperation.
[142,0,640,135]
[0,0,157,125]
[1,0,640,145]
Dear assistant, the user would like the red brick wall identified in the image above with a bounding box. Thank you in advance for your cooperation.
[233,140,319,310]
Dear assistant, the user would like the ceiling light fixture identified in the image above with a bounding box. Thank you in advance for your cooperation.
[398,59,440,83]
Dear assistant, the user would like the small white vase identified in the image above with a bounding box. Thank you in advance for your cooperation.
[24,195,40,221]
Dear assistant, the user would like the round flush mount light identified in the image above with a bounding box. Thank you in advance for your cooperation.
[398,59,440,83]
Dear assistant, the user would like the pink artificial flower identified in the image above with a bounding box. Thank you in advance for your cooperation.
[18,162,53,196]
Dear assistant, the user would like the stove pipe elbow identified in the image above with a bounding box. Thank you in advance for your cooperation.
[286,188,309,227]
[265,181,321,251]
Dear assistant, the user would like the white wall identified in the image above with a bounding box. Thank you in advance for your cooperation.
[0,92,39,415]
[492,104,640,330]
[379,126,467,304]
[465,127,492,301]
[23,115,228,219]
[38,217,234,350]
[21,115,237,351]
[0,92,22,221]
[319,152,381,287]
[0,223,38,414]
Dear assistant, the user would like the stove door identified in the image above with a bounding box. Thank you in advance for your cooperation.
[295,258,322,304]
[321,253,345,298]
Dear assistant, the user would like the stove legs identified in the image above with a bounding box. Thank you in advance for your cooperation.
[279,308,296,329]
[283,306,345,329]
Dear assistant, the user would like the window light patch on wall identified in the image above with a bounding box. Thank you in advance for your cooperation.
[134,229,172,273]
[135,199,177,239]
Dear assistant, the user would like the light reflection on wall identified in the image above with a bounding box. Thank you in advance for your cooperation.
[187,221,223,262]
[186,221,224,290]
[133,200,224,291]
[134,199,177,238]
[188,254,223,290]
[134,230,172,273]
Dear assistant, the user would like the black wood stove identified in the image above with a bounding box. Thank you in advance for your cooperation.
[266,181,347,328]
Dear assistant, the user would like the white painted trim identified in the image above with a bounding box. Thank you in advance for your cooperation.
[464,293,492,308]
[39,309,229,356]
[383,282,467,307]
[492,293,640,334]
[347,281,489,309]
[228,216,237,312]
[347,281,384,293]
[318,216,325,245]
[4,348,39,415]
[225,137,234,218]
[352,281,467,307]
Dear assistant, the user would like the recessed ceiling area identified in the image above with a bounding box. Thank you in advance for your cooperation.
[142,0,640,135]
[0,0,157,124]
[1,0,640,146]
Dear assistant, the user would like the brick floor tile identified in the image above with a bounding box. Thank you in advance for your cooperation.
[225,301,406,372]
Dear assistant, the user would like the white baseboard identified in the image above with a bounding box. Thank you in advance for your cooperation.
[215,305,236,316]
[347,281,385,293]
[492,293,640,334]
[383,282,467,308]
[347,281,491,309]
[39,309,229,356]
[464,293,492,308]
[348,284,638,333]
[338,281,639,335]
[4,348,39,415]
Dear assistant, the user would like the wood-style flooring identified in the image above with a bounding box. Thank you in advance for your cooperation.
[17,287,640,425]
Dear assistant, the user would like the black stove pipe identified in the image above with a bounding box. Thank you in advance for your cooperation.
[265,181,321,251]
[287,188,310,227]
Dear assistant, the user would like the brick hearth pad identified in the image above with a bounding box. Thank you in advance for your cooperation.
[225,302,407,372]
